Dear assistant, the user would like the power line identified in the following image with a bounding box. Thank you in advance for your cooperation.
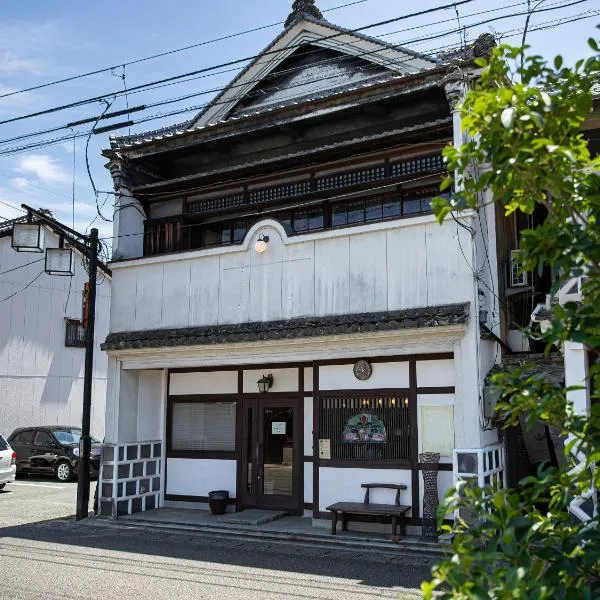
[0,5,595,159]
[0,1,477,127]
[0,199,27,213]
[0,258,44,277]
[0,271,44,303]
[96,170,457,243]
[0,0,592,152]
[0,0,370,101]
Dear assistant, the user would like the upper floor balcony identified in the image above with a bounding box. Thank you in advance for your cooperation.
[108,210,475,336]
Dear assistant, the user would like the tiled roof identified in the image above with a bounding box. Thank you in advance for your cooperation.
[130,114,452,193]
[110,73,444,152]
[0,215,28,236]
[109,15,439,150]
[487,353,565,387]
[102,303,470,351]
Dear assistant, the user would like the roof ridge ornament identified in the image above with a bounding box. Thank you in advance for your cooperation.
[284,0,324,28]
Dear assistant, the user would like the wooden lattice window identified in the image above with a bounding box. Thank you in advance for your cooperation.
[319,394,411,462]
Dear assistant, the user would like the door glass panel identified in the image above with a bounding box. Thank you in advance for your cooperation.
[262,406,293,497]
[246,406,253,496]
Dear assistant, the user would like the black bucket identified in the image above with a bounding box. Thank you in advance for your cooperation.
[208,490,229,515]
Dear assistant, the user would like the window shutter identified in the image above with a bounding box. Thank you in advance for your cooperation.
[171,402,236,451]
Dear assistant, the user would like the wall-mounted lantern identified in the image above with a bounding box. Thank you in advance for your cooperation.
[45,247,75,276]
[254,234,269,254]
[257,374,274,393]
[12,222,44,252]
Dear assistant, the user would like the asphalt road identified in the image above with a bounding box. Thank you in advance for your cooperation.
[0,477,433,599]
[0,475,95,527]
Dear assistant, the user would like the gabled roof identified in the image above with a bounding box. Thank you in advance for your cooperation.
[109,5,440,150]
[191,14,437,128]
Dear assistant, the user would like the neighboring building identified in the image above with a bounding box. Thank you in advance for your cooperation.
[98,2,505,524]
[0,214,111,439]
[503,88,600,522]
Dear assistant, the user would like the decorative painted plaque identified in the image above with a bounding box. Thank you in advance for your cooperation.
[343,412,386,443]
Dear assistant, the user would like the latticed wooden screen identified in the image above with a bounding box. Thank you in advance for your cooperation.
[319,395,411,462]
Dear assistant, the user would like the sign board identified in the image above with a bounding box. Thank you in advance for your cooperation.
[271,421,286,435]
[318,439,331,460]
[420,405,454,456]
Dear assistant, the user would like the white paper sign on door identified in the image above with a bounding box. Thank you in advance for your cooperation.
[272,421,286,435]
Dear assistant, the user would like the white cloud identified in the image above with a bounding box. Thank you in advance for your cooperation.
[0,21,62,75]
[0,187,26,220]
[10,177,31,191]
[16,154,69,183]
[50,201,98,217]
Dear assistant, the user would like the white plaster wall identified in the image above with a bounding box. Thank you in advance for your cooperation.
[318,467,412,512]
[304,397,313,456]
[109,217,474,334]
[169,371,237,395]
[416,359,455,387]
[242,368,298,393]
[112,191,144,261]
[304,462,313,504]
[137,370,164,441]
[453,317,498,449]
[118,369,139,443]
[166,458,237,496]
[0,230,110,438]
[564,341,590,416]
[304,367,313,392]
[319,362,409,390]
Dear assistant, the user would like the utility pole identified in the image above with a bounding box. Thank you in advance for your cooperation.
[76,227,98,521]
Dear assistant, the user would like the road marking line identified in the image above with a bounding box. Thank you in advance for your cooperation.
[10,482,64,489]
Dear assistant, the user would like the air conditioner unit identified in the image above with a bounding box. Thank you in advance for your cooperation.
[509,249,528,287]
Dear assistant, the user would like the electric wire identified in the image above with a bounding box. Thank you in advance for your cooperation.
[0,0,593,154]
[0,271,44,303]
[96,170,450,243]
[85,98,115,222]
[0,1,479,127]
[0,199,27,214]
[0,0,371,101]
[0,258,45,277]
[0,3,594,234]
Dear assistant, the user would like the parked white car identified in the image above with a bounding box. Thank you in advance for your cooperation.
[0,434,16,490]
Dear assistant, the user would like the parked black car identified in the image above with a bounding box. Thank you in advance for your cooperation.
[8,426,101,482]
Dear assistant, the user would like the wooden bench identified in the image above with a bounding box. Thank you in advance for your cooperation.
[326,483,410,537]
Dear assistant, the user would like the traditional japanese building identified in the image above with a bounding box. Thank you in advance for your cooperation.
[98,2,505,527]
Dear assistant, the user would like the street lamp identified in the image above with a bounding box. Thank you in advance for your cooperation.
[257,374,273,393]
[12,222,44,252]
[13,206,99,521]
[45,247,75,276]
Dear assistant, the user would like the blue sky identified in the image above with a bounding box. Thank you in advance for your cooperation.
[0,0,598,242]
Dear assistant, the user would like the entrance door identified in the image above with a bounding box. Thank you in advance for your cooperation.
[240,397,302,514]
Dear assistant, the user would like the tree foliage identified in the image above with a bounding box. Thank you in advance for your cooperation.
[423,36,600,599]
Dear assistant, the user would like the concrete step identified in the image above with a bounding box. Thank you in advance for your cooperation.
[89,515,449,560]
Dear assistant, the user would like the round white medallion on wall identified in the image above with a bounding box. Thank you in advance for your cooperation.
[353,359,372,381]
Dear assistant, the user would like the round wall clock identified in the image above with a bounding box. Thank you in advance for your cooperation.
[353,359,372,381]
